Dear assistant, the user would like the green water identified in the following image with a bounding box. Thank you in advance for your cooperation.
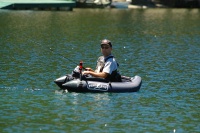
[0,9,200,132]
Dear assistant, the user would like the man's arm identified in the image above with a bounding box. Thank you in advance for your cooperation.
[82,71,108,78]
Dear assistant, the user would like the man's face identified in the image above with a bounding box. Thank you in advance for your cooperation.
[101,44,112,57]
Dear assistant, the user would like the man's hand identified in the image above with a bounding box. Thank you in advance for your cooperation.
[82,70,90,75]
[85,67,94,72]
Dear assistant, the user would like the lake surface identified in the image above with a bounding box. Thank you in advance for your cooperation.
[0,8,200,132]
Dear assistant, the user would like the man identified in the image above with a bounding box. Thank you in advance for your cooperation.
[82,39,121,82]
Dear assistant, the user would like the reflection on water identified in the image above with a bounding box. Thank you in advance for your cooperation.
[0,9,200,132]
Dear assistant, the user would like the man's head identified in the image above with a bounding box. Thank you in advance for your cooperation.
[101,39,112,47]
[100,39,112,57]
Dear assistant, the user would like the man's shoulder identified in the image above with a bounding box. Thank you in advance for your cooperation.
[98,56,104,59]
[97,56,104,62]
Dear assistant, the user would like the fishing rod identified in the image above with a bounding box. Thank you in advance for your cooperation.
[49,47,86,70]
[29,39,86,70]
[49,47,76,65]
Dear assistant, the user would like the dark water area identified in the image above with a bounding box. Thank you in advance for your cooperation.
[0,9,200,132]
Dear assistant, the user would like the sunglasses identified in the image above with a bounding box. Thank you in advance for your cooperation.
[101,46,110,49]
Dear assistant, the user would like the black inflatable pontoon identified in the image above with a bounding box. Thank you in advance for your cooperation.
[54,75,142,93]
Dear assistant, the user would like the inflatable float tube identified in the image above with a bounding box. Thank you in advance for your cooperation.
[54,75,142,93]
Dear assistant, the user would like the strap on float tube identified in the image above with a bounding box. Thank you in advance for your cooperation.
[78,61,84,88]
[79,61,83,81]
